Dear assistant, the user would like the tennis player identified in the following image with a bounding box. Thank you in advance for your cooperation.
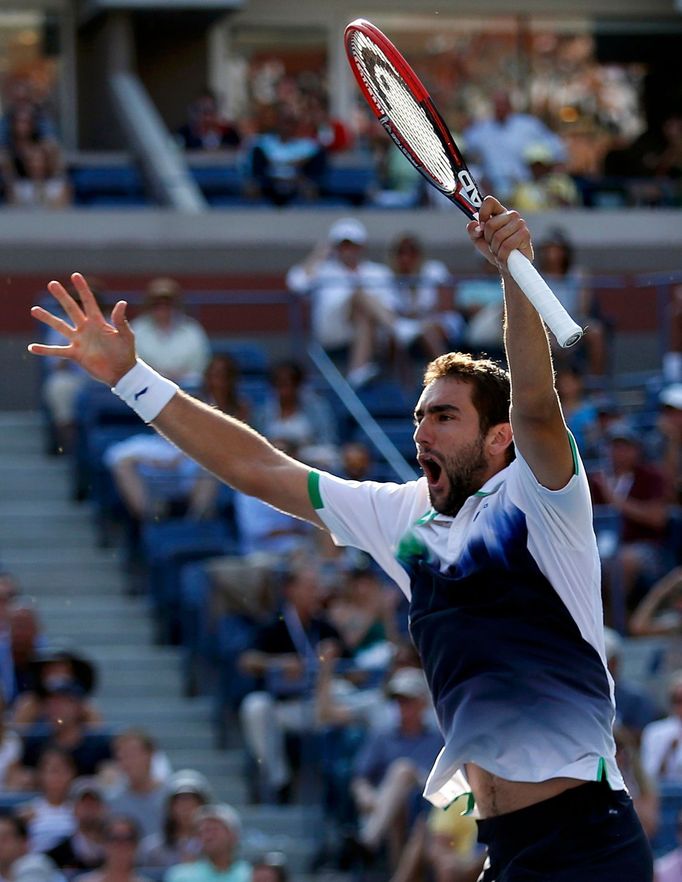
[29,197,653,881]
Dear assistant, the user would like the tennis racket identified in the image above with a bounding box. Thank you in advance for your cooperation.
[344,18,583,348]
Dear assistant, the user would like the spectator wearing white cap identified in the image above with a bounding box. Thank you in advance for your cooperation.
[657,383,682,505]
[286,219,408,388]
[349,667,442,869]
[138,770,213,869]
[165,804,251,882]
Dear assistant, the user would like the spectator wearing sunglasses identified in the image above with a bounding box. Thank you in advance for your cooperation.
[77,816,152,882]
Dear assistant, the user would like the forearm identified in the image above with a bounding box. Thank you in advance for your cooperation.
[148,390,315,520]
[502,271,556,420]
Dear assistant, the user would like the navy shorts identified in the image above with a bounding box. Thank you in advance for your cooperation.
[475,780,653,881]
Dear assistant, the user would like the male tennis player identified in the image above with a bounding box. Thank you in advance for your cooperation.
[29,197,653,881]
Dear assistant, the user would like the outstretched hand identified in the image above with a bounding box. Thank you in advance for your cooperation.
[28,273,137,387]
[466,195,533,271]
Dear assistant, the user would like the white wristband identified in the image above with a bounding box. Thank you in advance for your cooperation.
[112,360,179,424]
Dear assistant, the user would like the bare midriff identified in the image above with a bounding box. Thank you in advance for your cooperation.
[465,763,586,818]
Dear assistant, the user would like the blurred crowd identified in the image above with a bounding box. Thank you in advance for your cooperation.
[13,230,678,880]
[1,24,682,209]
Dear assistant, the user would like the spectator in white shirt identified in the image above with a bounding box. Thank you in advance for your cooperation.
[286,219,406,388]
[641,671,682,783]
[131,279,211,387]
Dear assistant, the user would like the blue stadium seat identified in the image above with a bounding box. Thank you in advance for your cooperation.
[70,165,148,206]
[189,163,245,205]
[320,164,378,205]
[650,782,682,857]
[210,341,269,377]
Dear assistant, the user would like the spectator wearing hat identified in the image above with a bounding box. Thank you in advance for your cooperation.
[77,816,152,882]
[0,815,29,882]
[286,219,405,388]
[106,730,167,841]
[510,142,579,212]
[138,770,213,869]
[13,649,101,727]
[165,804,251,882]
[18,681,112,779]
[349,668,443,869]
[656,383,682,505]
[131,278,211,387]
[46,777,108,871]
[588,420,669,615]
[249,853,287,882]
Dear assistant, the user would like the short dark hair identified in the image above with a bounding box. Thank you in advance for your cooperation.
[423,351,512,435]
[0,814,28,839]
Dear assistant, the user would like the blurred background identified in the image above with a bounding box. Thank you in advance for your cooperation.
[0,2,681,882]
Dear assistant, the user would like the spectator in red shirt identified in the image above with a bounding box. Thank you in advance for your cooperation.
[588,421,670,612]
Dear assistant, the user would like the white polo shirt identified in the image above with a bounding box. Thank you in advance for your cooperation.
[308,442,623,811]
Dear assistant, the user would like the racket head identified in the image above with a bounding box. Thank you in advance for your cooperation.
[345,18,483,219]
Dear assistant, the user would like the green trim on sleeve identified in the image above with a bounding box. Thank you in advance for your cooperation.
[567,431,580,476]
[308,470,324,510]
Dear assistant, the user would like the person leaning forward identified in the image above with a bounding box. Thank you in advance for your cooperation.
[28,196,654,881]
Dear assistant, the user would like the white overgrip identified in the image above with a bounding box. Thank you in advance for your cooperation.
[506,249,583,348]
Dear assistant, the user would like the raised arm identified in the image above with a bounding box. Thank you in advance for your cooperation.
[29,273,323,525]
[467,197,574,490]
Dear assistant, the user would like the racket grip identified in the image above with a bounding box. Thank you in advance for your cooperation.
[506,249,583,348]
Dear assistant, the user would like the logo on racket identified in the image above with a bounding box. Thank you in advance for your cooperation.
[456,169,482,210]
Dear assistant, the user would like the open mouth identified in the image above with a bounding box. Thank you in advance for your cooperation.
[419,455,443,488]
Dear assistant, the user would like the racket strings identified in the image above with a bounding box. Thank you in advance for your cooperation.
[348,31,455,192]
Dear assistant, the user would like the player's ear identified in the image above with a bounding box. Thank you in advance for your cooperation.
[486,422,513,458]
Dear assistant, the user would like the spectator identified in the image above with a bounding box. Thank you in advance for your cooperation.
[106,730,167,841]
[455,259,505,359]
[18,747,77,853]
[0,104,63,204]
[13,649,101,727]
[655,383,682,505]
[463,90,567,200]
[554,365,599,456]
[588,421,669,610]
[642,671,682,784]
[253,360,338,455]
[0,692,22,790]
[388,808,484,882]
[300,92,353,153]
[603,628,661,741]
[201,354,250,424]
[104,434,218,524]
[536,228,607,377]
[45,777,108,871]
[177,91,241,151]
[131,279,211,387]
[510,142,580,212]
[165,804,251,882]
[250,854,287,882]
[286,218,400,388]
[18,681,112,779]
[631,566,682,637]
[138,769,212,869]
[613,725,659,840]
[7,143,70,208]
[0,573,19,705]
[77,816,151,882]
[663,285,682,384]
[655,810,682,882]
[11,853,65,882]
[350,668,443,869]
[238,563,344,802]
[0,815,28,880]
[246,105,326,206]
[388,234,464,365]
[10,604,44,699]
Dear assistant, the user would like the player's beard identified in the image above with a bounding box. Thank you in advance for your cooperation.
[429,433,489,517]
